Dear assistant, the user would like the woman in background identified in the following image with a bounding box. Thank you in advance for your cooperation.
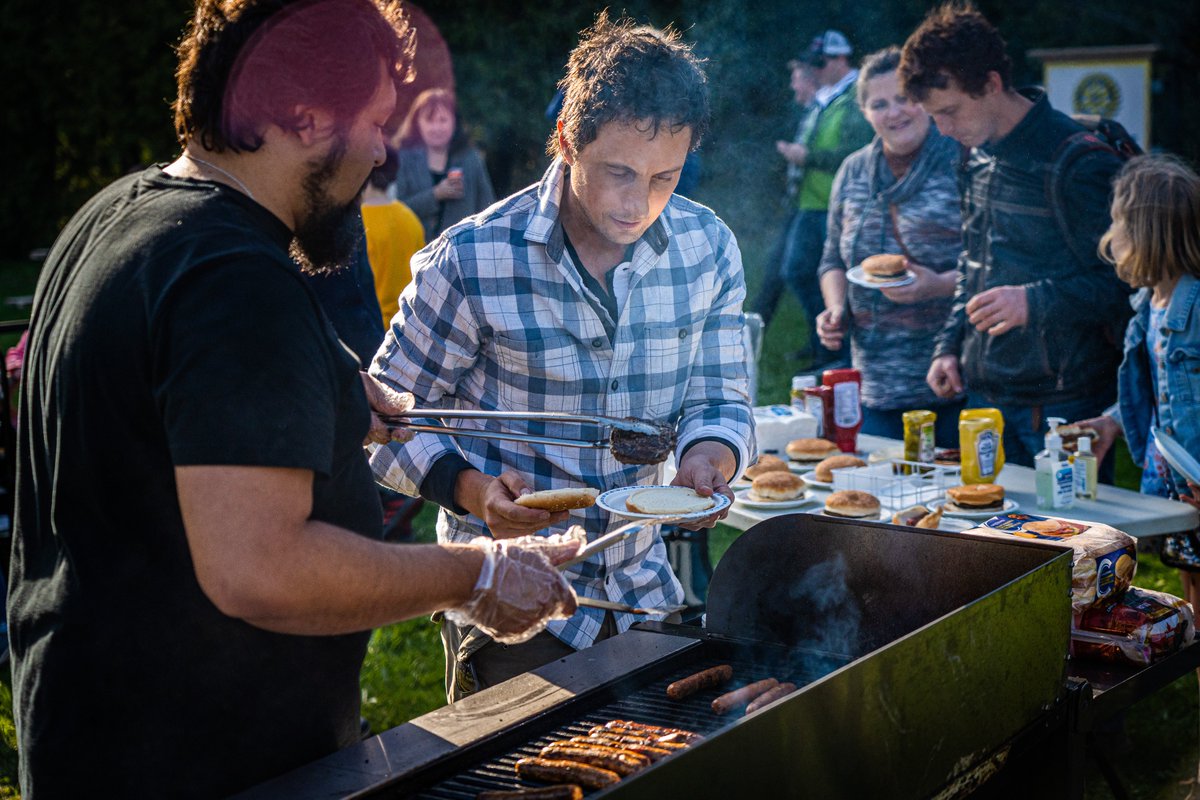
[392,88,496,241]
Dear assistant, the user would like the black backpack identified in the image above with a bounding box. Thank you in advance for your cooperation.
[1045,115,1143,269]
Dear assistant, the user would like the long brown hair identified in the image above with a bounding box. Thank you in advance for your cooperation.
[394,87,467,152]
[1100,154,1200,288]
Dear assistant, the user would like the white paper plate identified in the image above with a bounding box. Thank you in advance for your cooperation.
[819,508,888,521]
[939,498,1020,519]
[847,265,914,289]
[802,474,834,489]
[596,485,731,521]
[733,488,817,511]
[733,462,813,488]
[1153,427,1200,486]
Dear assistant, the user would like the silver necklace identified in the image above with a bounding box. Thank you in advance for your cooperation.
[183,152,255,200]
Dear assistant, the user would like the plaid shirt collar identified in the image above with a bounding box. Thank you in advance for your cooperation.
[527,158,670,263]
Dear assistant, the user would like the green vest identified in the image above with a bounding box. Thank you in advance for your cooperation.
[796,89,871,211]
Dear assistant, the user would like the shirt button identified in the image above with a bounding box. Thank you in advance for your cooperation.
[678,329,687,339]
[611,380,619,391]
[592,338,604,348]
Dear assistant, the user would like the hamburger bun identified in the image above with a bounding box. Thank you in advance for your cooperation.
[626,486,716,515]
[861,253,908,281]
[744,454,790,480]
[786,438,840,462]
[514,487,598,512]
[750,471,806,502]
[1054,423,1099,453]
[813,454,867,483]
[891,504,943,529]
[945,483,1005,510]
[824,489,881,518]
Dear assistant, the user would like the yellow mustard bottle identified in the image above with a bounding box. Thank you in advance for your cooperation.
[959,408,1006,484]
[903,410,937,464]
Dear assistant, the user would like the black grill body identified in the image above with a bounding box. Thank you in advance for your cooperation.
[236,514,1073,799]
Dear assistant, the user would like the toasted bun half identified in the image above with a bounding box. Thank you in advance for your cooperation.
[786,438,840,462]
[515,487,599,512]
[945,483,1005,509]
[744,454,790,480]
[626,487,716,515]
[861,253,907,281]
[824,489,880,518]
[750,471,806,501]
[814,454,867,483]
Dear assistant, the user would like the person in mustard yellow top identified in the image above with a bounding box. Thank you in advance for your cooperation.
[362,147,425,327]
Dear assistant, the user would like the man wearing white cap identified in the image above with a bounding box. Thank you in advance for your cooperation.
[778,29,872,368]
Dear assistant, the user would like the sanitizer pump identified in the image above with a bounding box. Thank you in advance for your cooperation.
[1035,417,1074,510]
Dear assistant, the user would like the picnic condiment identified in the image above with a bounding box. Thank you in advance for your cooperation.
[902,410,936,464]
[959,408,1005,484]
[1035,418,1074,510]
[802,384,832,439]
[1073,435,1098,501]
[821,368,862,453]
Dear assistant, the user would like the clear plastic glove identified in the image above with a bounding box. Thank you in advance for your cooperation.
[445,537,578,644]
[499,526,587,566]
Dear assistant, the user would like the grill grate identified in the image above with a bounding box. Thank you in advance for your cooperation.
[403,650,843,799]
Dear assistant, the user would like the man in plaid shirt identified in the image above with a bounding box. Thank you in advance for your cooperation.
[369,12,755,701]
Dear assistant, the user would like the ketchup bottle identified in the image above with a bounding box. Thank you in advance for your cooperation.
[822,368,862,453]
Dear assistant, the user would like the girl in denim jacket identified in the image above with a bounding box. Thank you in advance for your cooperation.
[1075,155,1200,609]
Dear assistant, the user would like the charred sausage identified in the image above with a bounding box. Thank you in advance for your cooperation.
[585,726,691,749]
[515,758,620,790]
[568,736,672,760]
[666,664,733,700]
[711,678,779,715]
[600,720,704,744]
[538,744,649,776]
[477,787,583,800]
[744,682,797,714]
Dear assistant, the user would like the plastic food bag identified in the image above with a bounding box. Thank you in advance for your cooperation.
[1071,586,1195,666]
[962,514,1137,612]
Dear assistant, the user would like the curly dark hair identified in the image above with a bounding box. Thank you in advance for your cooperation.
[547,10,709,158]
[395,88,469,154]
[173,0,414,153]
[898,3,1011,102]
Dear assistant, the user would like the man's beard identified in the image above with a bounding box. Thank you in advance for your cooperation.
[290,137,367,276]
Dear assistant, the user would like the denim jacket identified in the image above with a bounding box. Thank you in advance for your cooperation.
[1118,273,1200,467]
[933,89,1132,405]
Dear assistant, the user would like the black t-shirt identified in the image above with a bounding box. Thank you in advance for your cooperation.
[10,167,383,798]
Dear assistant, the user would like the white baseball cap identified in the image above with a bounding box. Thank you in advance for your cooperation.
[804,29,853,60]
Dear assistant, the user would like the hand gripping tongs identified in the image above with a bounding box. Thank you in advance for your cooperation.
[558,516,690,616]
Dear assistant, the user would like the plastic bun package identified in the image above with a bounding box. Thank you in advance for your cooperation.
[961,513,1137,613]
[1071,586,1196,667]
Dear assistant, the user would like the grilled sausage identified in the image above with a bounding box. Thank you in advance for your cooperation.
[666,664,733,700]
[477,787,583,800]
[600,720,704,744]
[515,757,621,790]
[585,727,690,750]
[711,678,779,715]
[538,743,649,776]
[568,736,672,761]
[744,682,797,714]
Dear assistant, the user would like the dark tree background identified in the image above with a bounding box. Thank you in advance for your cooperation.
[4,0,1198,257]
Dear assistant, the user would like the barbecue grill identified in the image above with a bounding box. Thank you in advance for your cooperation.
[236,514,1073,799]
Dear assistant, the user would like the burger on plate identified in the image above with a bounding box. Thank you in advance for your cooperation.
[860,253,908,282]
[786,437,840,462]
[744,453,790,480]
[813,454,866,483]
[749,471,806,502]
[944,483,1006,513]
[824,490,881,519]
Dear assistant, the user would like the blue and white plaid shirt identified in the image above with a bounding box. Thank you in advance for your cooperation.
[368,158,755,649]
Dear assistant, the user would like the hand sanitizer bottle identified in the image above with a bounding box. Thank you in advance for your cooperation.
[1036,418,1074,510]
[1073,436,1098,500]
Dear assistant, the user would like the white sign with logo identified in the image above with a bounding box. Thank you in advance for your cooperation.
[1031,46,1157,151]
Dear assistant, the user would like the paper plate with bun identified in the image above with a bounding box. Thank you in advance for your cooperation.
[737,454,791,486]
[942,483,1018,518]
[823,489,882,519]
[811,454,867,484]
[514,487,599,513]
[735,472,812,510]
[846,254,914,289]
[786,437,840,463]
[597,485,730,521]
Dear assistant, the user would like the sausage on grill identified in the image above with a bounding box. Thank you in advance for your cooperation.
[477,786,583,800]
[600,720,704,744]
[711,678,780,715]
[515,758,621,790]
[586,726,691,749]
[538,744,649,776]
[744,681,797,714]
[666,664,733,700]
[568,736,672,761]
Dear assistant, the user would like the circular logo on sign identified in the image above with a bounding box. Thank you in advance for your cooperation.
[1073,73,1121,117]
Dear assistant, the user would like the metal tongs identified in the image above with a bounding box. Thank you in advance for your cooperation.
[379,407,661,450]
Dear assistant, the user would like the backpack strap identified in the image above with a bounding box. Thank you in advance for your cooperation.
[1045,130,1119,269]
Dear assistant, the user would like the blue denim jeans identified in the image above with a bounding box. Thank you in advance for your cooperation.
[780,209,837,365]
[967,392,1117,482]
